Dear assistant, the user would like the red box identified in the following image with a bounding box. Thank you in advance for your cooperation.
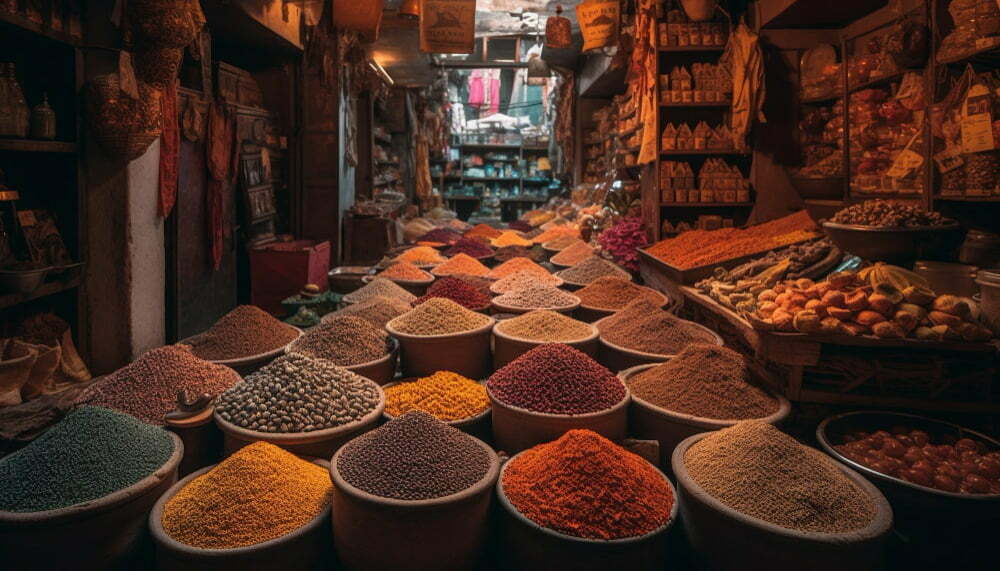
[250,240,331,315]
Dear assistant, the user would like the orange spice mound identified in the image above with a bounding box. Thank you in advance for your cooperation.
[430,253,490,277]
[416,241,447,248]
[646,211,819,270]
[464,223,503,240]
[533,226,580,245]
[491,231,534,248]
[487,257,551,280]
[394,246,447,266]
[378,261,433,281]
[550,241,595,266]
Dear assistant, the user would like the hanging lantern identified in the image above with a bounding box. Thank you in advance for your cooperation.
[545,5,572,49]
[399,0,420,20]
[527,53,550,85]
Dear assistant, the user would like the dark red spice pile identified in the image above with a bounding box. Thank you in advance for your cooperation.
[507,220,533,232]
[487,344,625,414]
[414,277,491,310]
[418,228,463,245]
[445,237,494,258]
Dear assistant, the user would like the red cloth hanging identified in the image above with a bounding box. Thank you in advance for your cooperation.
[158,80,179,217]
[206,102,234,270]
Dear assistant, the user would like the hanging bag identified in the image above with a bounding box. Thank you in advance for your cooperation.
[420,0,477,54]
[577,0,619,52]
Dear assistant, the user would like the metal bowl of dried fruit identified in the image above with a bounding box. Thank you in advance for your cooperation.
[822,222,964,264]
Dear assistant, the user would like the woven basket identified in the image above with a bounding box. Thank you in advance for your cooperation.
[86,75,162,162]
[134,47,183,89]
[128,0,202,48]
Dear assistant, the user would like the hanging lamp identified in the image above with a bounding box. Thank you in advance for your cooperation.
[545,5,572,49]
[399,0,420,20]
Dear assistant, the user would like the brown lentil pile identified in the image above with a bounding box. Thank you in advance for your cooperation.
[323,295,412,328]
[494,245,546,263]
[599,299,717,355]
[83,345,241,425]
[343,277,417,304]
[337,410,491,500]
[389,297,492,336]
[684,421,876,533]
[384,371,489,422]
[487,257,551,280]
[289,316,389,366]
[377,261,433,282]
[576,277,663,311]
[558,255,628,285]
[541,234,580,251]
[549,241,595,266]
[495,310,594,342]
[186,305,299,361]
[491,270,563,294]
[493,283,580,310]
[628,344,779,420]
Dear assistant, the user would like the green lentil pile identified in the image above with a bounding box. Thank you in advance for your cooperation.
[0,406,175,512]
[337,410,491,500]
[493,284,580,310]
[495,310,594,342]
[344,277,417,304]
[389,297,492,336]
[215,353,381,433]
[289,316,389,366]
[323,295,412,328]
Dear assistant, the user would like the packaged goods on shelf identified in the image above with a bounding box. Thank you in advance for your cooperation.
[658,8,728,48]
[662,121,734,151]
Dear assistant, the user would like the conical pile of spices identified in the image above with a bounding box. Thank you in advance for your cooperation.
[343,277,417,304]
[531,226,579,244]
[377,261,433,282]
[215,353,381,433]
[576,276,663,311]
[558,255,629,285]
[289,316,389,366]
[464,223,503,240]
[491,231,533,248]
[430,253,490,278]
[414,277,491,310]
[450,274,495,297]
[487,256,551,280]
[491,270,562,294]
[323,295,411,328]
[83,345,242,425]
[541,234,580,251]
[493,284,580,310]
[384,371,489,422]
[337,411,492,500]
[487,344,625,414]
[389,297,492,336]
[684,422,876,533]
[393,246,447,266]
[446,237,494,259]
[508,219,534,232]
[161,442,332,549]
[549,240,595,266]
[0,406,175,512]
[494,245,546,263]
[628,344,779,420]
[186,305,299,361]
[599,299,717,355]
[502,430,674,540]
[494,310,594,343]
[417,227,463,245]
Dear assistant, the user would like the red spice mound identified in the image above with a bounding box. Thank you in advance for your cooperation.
[646,210,819,270]
[487,344,624,414]
[445,237,494,258]
[414,277,491,310]
[503,429,674,540]
[186,305,298,360]
[464,223,503,240]
[507,220,533,232]
[576,276,663,310]
[378,261,432,281]
[418,227,463,245]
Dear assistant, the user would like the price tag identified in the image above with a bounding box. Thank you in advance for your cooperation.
[886,149,924,178]
[933,147,964,174]
[961,84,996,153]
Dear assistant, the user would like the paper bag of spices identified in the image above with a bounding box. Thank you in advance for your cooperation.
[420,0,476,54]
[577,0,620,52]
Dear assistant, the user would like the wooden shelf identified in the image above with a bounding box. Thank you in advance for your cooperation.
[0,11,80,46]
[800,93,841,104]
[522,145,549,151]
[847,69,911,93]
[0,278,81,311]
[661,150,748,156]
[0,139,77,153]
[661,202,753,207]
[660,101,730,108]
[936,38,1000,67]
[444,195,480,201]
[659,46,725,53]
[460,143,521,150]
[463,178,520,183]
[935,195,1000,202]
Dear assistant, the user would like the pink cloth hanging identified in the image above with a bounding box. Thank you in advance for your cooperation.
[488,69,501,114]
[468,70,484,108]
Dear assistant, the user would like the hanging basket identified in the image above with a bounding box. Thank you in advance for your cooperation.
[680,0,718,22]
[420,0,477,54]
[134,47,184,89]
[332,0,384,43]
[128,0,203,48]
[576,0,620,52]
[86,75,162,162]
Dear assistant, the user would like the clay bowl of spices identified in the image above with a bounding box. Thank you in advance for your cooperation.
[213,354,385,459]
[330,412,500,571]
[573,277,672,323]
[382,374,492,442]
[344,337,399,386]
[554,255,631,291]
[180,305,303,376]
[672,423,893,571]
[492,310,599,369]
[491,284,582,315]
[149,444,333,571]
[486,344,630,454]
[496,430,678,571]
[288,316,399,386]
[620,345,791,469]
[386,298,496,380]
[0,407,184,571]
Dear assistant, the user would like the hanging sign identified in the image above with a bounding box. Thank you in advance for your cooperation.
[420,0,476,54]
[961,83,996,153]
[332,0,384,43]
[576,0,619,52]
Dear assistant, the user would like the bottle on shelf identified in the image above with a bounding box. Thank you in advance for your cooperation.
[30,93,56,140]
[0,63,30,138]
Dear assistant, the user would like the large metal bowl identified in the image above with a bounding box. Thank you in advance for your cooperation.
[821,222,965,264]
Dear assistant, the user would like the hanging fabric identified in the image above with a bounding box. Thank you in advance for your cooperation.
[206,102,234,270]
[636,0,658,165]
[488,69,501,115]
[468,70,484,108]
[724,21,766,151]
[158,79,179,217]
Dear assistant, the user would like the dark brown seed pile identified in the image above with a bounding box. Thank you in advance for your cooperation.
[487,344,625,414]
[576,277,662,311]
[558,256,628,284]
[323,295,412,328]
[83,345,242,425]
[599,299,717,355]
[337,410,491,500]
[493,284,580,310]
[187,305,299,360]
[289,316,389,366]
[628,344,779,420]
